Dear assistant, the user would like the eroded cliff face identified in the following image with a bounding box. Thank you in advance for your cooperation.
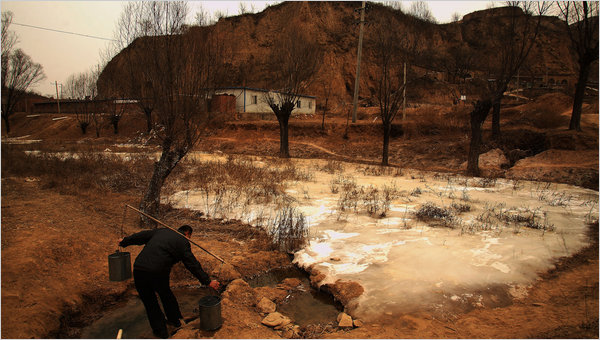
[99,1,577,109]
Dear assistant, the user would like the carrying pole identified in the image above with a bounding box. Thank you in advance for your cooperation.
[125,204,226,264]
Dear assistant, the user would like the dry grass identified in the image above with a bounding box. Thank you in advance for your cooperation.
[1,144,153,195]
[402,105,469,139]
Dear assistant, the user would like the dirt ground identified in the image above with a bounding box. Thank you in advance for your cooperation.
[1,97,598,338]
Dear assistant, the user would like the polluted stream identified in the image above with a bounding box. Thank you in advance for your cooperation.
[80,266,340,339]
[168,153,599,321]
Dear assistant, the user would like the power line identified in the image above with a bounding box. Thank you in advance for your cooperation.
[12,22,118,42]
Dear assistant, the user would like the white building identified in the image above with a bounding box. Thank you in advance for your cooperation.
[214,87,316,115]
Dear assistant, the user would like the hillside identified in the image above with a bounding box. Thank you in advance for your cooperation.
[99,1,578,108]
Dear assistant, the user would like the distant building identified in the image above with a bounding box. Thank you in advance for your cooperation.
[214,87,316,115]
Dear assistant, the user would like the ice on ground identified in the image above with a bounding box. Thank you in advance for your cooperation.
[168,154,598,320]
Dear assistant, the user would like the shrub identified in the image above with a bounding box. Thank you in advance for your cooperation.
[267,206,309,253]
[415,202,457,228]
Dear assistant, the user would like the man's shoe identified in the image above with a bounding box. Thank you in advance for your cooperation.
[166,322,182,336]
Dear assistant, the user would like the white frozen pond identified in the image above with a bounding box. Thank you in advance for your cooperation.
[168,154,598,320]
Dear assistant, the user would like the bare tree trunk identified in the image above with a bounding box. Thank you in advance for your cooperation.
[467,100,492,176]
[278,116,290,158]
[491,98,501,139]
[111,116,120,134]
[321,97,328,131]
[144,107,153,133]
[569,60,591,132]
[139,146,180,226]
[382,122,391,166]
[2,113,11,134]
[139,161,168,227]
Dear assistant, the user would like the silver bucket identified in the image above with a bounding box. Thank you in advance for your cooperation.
[108,250,132,281]
[198,295,222,331]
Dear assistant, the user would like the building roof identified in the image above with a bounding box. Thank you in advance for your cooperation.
[216,86,316,99]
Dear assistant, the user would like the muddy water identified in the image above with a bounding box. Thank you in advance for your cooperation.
[80,267,340,338]
[169,154,598,321]
[80,287,212,339]
[247,266,342,326]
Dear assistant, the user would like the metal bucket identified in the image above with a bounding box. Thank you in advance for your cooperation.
[108,250,132,282]
[198,295,222,331]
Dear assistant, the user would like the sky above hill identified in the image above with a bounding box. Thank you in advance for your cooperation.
[1,1,490,97]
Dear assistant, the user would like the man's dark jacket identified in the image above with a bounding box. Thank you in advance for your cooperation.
[119,228,210,285]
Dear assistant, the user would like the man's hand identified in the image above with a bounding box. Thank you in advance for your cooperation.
[209,280,220,291]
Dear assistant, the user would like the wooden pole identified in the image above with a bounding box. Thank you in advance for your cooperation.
[124,204,226,264]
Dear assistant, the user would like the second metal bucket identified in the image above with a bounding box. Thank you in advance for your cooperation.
[198,295,223,331]
[108,250,132,282]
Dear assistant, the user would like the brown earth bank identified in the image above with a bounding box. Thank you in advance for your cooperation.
[1,93,598,338]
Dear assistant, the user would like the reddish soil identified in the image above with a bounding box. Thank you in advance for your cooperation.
[1,95,598,338]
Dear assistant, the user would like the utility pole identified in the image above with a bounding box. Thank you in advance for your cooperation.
[54,81,61,115]
[351,1,366,123]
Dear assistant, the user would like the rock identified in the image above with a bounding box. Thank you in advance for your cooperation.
[254,286,288,304]
[256,297,277,314]
[330,257,341,261]
[212,263,242,282]
[507,148,528,166]
[353,319,364,328]
[277,278,302,290]
[460,148,509,171]
[282,329,294,338]
[324,280,364,305]
[273,318,292,330]
[532,302,545,307]
[479,148,509,169]
[308,267,327,287]
[262,312,289,327]
[337,312,353,328]
[282,325,300,338]
[221,279,256,307]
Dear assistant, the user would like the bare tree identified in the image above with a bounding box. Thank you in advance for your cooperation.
[467,99,493,176]
[64,70,98,135]
[264,28,321,158]
[368,14,422,166]
[238,2,255,15]
[1,11,17,58]
[319,77,333,131]
[110,1,229,221]
[195,4,215,26]
[466,2,550,174]
[408,1,437,23]
[1,11,45,134]
[486,2,550,139]
[369,16,409,166]
[97,60,126,134]
[451,12,462,22]
[108,2,155,133]
[383,1,403,11]
[438,45,474,84]
[557,1,599,131]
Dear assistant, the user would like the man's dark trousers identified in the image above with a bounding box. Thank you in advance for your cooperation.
[134,269,182,338]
